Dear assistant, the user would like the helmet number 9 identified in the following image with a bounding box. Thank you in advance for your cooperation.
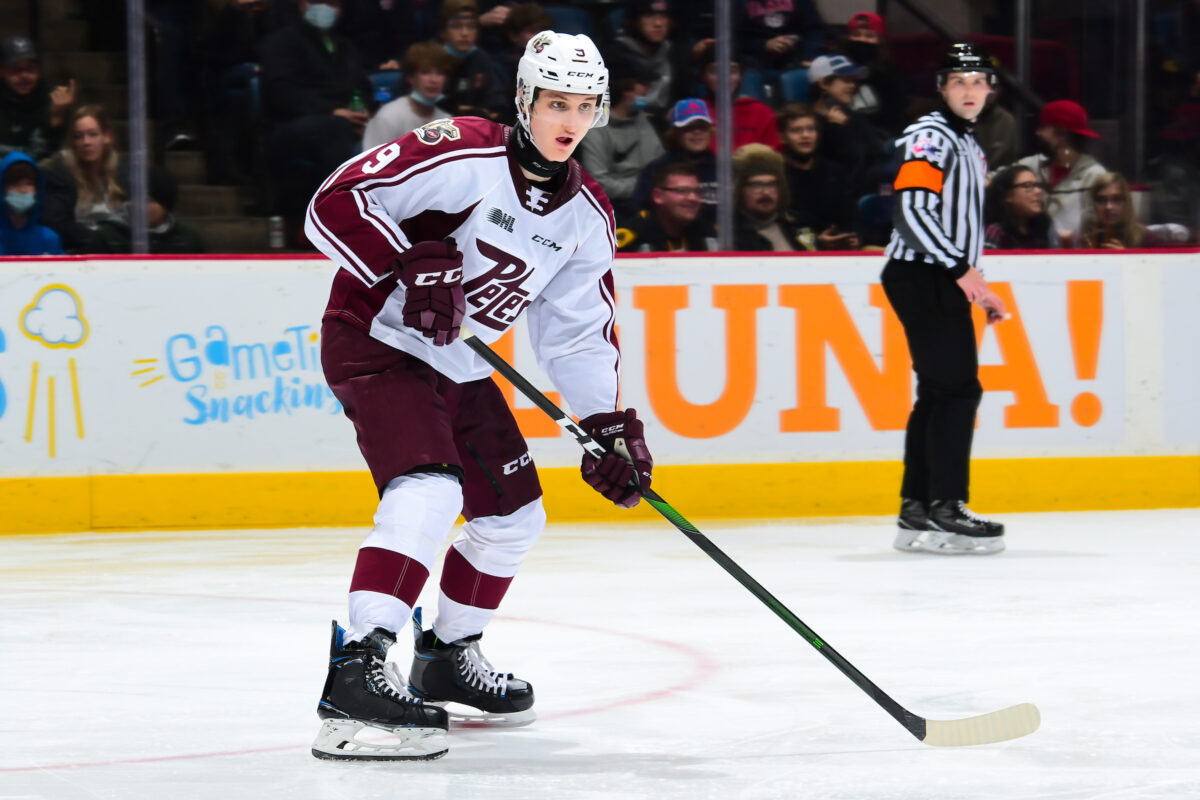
[363,143,401,175]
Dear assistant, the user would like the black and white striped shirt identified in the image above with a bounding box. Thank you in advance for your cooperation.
[885,110,987,277]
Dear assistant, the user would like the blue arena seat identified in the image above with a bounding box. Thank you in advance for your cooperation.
[780,68,810,103]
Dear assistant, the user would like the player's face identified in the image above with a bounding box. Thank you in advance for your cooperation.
[72,115,111,164]
[529,90,597,162]
[784,116,819,156]
[654,174,702,222]
[940,71,991,121]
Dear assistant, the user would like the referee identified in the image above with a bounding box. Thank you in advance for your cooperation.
[882,43,1008,555]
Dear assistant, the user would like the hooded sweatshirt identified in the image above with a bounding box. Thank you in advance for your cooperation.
[0,151,63,256]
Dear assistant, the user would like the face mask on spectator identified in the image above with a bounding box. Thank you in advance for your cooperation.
[443,42,477,59]
[411,90,445,107]
[631,96,649,112]
[304,3,339,31]
[844,41,879,66]
[5,190,36,214]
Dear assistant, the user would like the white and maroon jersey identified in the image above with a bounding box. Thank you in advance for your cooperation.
[306,116,620,421]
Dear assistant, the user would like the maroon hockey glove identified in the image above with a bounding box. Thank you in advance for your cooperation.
[397,239,466,346]
[579,408,654,509]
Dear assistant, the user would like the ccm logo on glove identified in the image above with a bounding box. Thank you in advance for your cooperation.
[579,408,654,509]
[397,239,466,346]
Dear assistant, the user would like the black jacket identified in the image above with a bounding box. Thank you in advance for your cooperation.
[0,81,65,162]
[259,20,374,123]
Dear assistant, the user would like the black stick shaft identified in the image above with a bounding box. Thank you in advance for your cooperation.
[461,330,927,741]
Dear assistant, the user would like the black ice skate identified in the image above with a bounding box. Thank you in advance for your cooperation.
[896,500,1005,555]
[408,608,536,727]
[312,620,449,761]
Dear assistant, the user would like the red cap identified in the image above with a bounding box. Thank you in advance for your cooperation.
[1039,100,1100,138]
[848,12,886,37]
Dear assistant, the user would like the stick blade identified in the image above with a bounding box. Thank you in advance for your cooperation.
[922,703,1041,747]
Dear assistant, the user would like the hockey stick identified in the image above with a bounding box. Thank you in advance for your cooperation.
[461,327,1040,747]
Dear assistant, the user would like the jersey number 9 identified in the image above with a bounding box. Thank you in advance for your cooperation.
[362,143,401,175]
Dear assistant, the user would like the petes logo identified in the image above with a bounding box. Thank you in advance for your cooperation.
[912,134,942,158]
[415,118,461,146]
[530,33,553,53]
[464,241,535,331]
[487,207,515,233]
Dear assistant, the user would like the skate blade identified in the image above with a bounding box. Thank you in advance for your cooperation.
[894,529,1005,555]
[311,719,449,761]
[431,701,537,729]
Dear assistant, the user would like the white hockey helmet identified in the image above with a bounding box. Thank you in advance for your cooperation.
[515,30,610,134]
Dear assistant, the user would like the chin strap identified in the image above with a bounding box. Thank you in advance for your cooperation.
[512,124,567,180]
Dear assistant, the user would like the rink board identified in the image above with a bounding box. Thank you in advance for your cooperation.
[0,251,1197,533]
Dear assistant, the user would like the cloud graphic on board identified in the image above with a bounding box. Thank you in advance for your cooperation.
[22,286,89,349]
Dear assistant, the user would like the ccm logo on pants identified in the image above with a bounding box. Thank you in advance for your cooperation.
[502,452,533,475]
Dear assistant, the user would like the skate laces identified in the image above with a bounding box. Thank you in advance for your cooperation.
[957,502,992,523]
[362,651,419,705]
[456,640,509,696]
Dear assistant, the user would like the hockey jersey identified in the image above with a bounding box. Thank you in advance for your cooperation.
[306,116,620,421]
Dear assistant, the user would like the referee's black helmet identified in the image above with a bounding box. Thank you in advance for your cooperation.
[936,42,998,88]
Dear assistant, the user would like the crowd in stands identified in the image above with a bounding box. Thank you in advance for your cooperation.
[1,0,1198,256]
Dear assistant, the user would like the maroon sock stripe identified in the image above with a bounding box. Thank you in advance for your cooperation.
[349,546,430,606]
[439,546,513,610]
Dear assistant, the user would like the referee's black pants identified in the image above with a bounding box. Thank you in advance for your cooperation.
[881,258,983,504]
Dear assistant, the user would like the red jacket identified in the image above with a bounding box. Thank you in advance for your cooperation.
[704,97,782,152]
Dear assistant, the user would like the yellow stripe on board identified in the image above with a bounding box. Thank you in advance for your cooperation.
[69,358,85,439]
[0,456,1197,535]
[25,362,38,443]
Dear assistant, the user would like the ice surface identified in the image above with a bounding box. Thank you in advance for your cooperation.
[2,509,1198,799]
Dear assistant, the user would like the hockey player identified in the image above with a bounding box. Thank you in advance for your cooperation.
[882,43,1008,556]
[305,30,655,761]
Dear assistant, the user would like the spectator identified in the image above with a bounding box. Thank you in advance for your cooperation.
[339,0,427,70]
[259,0,374,235]
[577,62,665,220]
[0,35,77,162]
[984,165,1060,249]
[777,102,858,251]
[733,143,805,251]
[1013,100,1108,245]
[363,42,455,150]
[491,3,554,89]
[700,52,782,151]
[839,11,907,136]
[1079,172,1164,249]
[89,167,206,254]
[736,0,825,74]
[200,0,281,185]
[808,53,890,197]
[439,0,507,121]
[631,98,717,221]
[0,152,63,255]
[39,105,128,254]
[148,0,203,152]
[617,162,716,252]
[1148,77,1200,241]
[974,87,1019,171]
[607,0,691,121]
